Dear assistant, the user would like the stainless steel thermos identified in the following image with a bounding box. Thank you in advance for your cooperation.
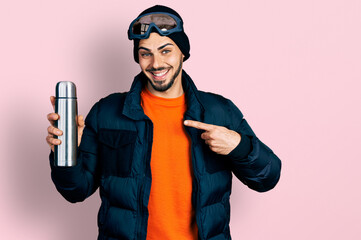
[54,81,78,167]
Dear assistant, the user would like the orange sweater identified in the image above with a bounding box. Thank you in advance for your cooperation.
[141,87,198,240]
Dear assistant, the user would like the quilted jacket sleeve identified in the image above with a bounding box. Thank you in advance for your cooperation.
[226,99,282,192]
[49,102,100,203]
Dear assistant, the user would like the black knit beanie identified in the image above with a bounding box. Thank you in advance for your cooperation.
[131,5,190,63]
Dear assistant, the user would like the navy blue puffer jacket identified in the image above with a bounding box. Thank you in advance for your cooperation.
[50,71,281,240]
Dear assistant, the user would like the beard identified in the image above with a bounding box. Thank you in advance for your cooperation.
[146,56,183,92]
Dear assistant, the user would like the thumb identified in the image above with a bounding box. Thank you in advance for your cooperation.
[78,115,85,128]
[50,96,56,111]
[77,115,84,147]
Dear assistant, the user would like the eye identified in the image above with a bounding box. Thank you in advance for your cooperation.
[140,52,152,58]
[162,49,171,54]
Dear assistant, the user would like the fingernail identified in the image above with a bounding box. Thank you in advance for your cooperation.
[184,120,188,125]
[57,130,62,135]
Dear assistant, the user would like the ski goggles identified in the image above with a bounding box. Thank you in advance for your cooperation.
[128,12,183,40]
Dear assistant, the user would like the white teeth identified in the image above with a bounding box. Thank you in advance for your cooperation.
[153,70,168,77]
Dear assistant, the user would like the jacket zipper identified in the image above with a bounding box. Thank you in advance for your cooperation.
[137,119,153,240]
[192,143,203,240]
[185,114,203,240]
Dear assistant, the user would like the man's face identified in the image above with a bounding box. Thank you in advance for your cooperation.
[138,33,184,93]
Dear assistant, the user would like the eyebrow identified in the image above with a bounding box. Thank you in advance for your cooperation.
[158,43,173,50]
[138,43,174,52]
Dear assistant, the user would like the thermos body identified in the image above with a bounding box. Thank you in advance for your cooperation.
[54,81,78,167]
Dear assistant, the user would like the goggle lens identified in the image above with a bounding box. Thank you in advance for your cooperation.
[130,13,179,37]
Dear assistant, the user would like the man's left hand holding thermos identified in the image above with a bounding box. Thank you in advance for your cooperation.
[46,96,84,154]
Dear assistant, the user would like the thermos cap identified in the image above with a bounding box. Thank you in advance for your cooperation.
[56,81,77,98]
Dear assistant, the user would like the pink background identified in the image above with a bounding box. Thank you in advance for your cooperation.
[1,0,360,239]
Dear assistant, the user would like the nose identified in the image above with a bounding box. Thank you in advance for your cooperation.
[151,53,162,69]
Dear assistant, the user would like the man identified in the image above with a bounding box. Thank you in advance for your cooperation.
[46,5,281,240]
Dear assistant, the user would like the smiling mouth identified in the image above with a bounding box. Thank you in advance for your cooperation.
[148,68,170,81]
[150,69,169,77]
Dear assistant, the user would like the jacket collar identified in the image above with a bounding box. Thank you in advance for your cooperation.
[122,70,204,121]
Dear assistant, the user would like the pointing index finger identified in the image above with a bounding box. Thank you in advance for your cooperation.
[184,120,214,131]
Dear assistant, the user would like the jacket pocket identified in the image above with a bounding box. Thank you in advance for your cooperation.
[98,128,137,177]
[203,143,230,174]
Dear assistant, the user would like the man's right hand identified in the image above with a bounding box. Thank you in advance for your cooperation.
[46,96,85,152]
